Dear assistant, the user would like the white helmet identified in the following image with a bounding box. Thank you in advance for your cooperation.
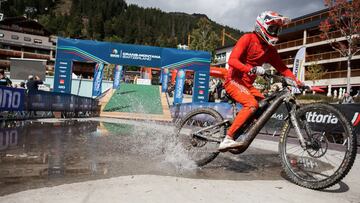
[254,11,290,46]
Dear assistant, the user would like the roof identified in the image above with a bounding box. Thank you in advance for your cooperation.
[0,16,51,36]
[291,8,328,22]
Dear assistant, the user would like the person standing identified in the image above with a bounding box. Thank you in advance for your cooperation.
[0,69,12,87]
[341,92,354,104]
[26,75,43,93]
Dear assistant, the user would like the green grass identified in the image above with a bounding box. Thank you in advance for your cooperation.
[103,83,163,114]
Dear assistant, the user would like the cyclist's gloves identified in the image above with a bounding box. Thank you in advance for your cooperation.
[249,66,265,76]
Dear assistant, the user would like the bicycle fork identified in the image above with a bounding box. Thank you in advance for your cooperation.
[288,105,308,149]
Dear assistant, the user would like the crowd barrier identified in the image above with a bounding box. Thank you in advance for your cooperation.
[0,86,100,117]
[171,102,360,145]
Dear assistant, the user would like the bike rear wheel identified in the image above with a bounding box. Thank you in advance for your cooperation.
[175,108,225,166]
[279,103,357,190]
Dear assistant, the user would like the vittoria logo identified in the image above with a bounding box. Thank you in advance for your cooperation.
[305,112,338,124]
[305,111,360,126]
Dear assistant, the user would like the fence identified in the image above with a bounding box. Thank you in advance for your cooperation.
[0,86,100,119]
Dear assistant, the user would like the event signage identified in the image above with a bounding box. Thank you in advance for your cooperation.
[174,69,185,104]
[0,86,24,111]
[171,103,360,138]
[113,65,122,89]
[54,37,211,102]
[292,46,306,93]
[54,60,72,93]
[193,70,210,103]
[161,68,170,92]
[92,63,105,97]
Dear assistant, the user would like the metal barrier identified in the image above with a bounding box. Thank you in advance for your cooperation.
[0,86,100,120]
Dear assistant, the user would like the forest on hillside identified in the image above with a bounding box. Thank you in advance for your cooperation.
[1,0,243,49]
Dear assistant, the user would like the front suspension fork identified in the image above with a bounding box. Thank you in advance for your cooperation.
[288,106,308,149]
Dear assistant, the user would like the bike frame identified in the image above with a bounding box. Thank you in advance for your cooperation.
[193,86,308,153]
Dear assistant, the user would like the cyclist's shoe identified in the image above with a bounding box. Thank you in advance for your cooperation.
[218,136,244,152]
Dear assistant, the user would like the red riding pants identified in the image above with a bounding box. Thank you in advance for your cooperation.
[224,80,265,138]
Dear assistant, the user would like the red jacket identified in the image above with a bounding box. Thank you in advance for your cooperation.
[226,32,296,88]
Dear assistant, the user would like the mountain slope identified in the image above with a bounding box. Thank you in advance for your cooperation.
[2,0,243,48]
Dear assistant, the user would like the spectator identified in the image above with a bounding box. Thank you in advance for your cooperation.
[341,92,354,104]
[26,75,43,93]
[20,82,26,88]
[0,69,12,87]
[216,79,223,99]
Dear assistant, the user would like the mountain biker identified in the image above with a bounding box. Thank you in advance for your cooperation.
[219,11,303,152]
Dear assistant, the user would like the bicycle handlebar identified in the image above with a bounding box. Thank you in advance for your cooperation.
[262,72,311,93]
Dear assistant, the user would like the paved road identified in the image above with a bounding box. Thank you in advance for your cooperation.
[0,118,359,202]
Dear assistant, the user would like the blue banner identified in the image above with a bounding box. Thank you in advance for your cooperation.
[0,86,25,111]
[174,69,185,104]
[193,70,210,103]
[161,68,170,92]
[113,65,122,89]
[92,63,105,97]
[53,60,72,93]
[54,37,211,98]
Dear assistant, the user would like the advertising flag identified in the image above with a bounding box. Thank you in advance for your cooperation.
[174,69,185,104]
[113,65,122,89]
[292,46,306,93]
[92,63,105,97]
[161,68,170,92]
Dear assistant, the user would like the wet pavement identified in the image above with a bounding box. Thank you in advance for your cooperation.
[0,119,285,196]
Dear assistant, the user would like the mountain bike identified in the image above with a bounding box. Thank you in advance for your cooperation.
[175,74,357,190]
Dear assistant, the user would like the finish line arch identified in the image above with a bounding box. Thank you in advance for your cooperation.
[54,37,211,103]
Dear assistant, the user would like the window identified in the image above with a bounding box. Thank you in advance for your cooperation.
[34,39,42,44]
[24,37,31,42]
[11,35,19,40]
[0,33,4,38]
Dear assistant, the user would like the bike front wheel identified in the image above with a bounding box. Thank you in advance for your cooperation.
[175,108,225,166]
[279,103,357,190]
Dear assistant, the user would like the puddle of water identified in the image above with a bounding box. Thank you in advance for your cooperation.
[0,119,282,196]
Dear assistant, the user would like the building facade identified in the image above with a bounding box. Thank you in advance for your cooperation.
[0,16,56,74]
[213,9,360,94]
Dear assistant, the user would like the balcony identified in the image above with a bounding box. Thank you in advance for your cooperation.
[305,69,360,80]
[276,38,303,50]
[0,48,51,60]
[283,11,328,30]
[282,50,360,66]
[276,30,342,50]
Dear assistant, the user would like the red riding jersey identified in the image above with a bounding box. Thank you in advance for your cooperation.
[226,32,296,87]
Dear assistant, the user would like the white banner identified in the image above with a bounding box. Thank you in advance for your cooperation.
[136,78,152,85]
[292,46,306,93]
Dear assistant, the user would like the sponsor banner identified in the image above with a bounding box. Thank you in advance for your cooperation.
[161,68,170,92]
[0,86,25,111]
[193,70,210,103]
[26,91,97,112]
[92,63,105,97]
[54,60,72,93]
[171,103,360,140]
[174,69,186,104]
[113,65,122,89]
[292,46,306,94]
